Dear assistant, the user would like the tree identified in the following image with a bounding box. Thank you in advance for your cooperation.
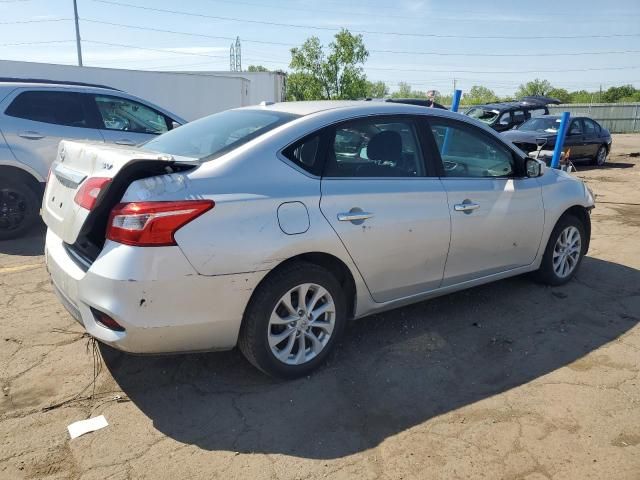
[515,78,553,98]
[602,85,637,103]
[288,29,369,100]
[365,80,389,98]
[247,65,269,72]
[547,88,571,104]
[463,85,498,105]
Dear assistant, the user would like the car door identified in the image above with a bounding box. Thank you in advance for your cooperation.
[565,119,585,159]
[581,118,600,158]
[1,89,103,179]
[427,118,544,286]
[319,115,451,303]
[89,94,171,146]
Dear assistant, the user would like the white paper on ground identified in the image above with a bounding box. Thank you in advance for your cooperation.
[67,415,109,439]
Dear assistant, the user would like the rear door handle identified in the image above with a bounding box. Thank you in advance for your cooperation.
[454,202,480,212]
[115,139,136,146]
[337,212,374,222]
[18,130,45,140]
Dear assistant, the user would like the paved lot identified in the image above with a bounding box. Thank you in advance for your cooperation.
[1,135,639,480]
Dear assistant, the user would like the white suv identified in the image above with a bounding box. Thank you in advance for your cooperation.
[0,81,185,239]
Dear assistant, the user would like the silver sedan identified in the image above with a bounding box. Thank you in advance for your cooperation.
[42,101,594,378]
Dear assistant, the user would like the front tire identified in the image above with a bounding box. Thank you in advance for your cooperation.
[0,179,40,240]
[534,215,586,286]
[238,262,347,379]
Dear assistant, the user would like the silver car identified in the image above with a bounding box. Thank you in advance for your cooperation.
[42,101,594,378]
[0,81,185,239]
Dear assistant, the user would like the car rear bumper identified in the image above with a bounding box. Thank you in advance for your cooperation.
[45,229,267,354]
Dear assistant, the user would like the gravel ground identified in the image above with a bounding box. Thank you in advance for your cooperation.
[1,134,639,480]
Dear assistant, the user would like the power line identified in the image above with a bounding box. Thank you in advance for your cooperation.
[83,40,230,59]
[90,0,640,40]
[0,18,71,24]
[0,40,74,47]
[80,19,640,58]
[363,65,640,74]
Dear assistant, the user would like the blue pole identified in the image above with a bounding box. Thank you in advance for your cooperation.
[442,90,462,155]
[550,112,570,169]
[450,89,462,112]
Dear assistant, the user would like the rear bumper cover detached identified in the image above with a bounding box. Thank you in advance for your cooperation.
[45,229,267,354]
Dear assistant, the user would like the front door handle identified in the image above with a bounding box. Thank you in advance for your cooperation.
[18,130,45,140]
[115,139,136,146]
[454,202,480,213]
[337,211,374,222]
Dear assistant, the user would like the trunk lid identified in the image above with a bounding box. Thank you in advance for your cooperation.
[42,140,180,245]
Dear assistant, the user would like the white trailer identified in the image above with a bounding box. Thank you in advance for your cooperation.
[0,60,286,121]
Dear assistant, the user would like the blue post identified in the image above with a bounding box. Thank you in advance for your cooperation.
[442,89,462,155]
[550,112,570,169]
[450,89,462,112]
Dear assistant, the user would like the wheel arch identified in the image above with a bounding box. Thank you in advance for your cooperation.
[0,164,45,195]
[558,205,591,255]
[246,251,358,321]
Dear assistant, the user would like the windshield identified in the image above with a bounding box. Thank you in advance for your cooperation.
[143,109,299,160]
[466,107,499,124]
[518,117,561,133]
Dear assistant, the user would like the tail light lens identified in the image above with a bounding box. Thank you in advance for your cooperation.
[106,200,214,247]
[74,177,112,210]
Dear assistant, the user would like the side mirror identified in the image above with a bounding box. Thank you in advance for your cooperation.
[525,157,543,177]
[171,121,182,130]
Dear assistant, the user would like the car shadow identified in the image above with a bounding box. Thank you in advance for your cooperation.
[575,161,636,172]
[101,257,640,459]
[0,222,45,256]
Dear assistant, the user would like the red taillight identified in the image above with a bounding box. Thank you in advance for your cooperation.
[106,200,214,247]
[74,177,112,210]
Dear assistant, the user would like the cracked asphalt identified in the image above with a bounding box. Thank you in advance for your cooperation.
[1,134,639,480]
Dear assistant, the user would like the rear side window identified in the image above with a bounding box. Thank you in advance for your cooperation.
[5,91,89,127]
[528,108,546,118]
[583,118,599,134]
[143,109,299,160]
[512,110,526,124]
[282,134,323,175]
[93,95,168,134]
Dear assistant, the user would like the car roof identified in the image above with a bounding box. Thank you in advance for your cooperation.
[0,80,119,92]
[241,100,369,116]
[471,101,548,111]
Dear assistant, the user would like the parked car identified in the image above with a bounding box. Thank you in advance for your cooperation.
[43,101,594,378]
[502,115,612,166]
[0,81,185,239]
[464,96,560,132]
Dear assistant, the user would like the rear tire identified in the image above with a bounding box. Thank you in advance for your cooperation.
[592,145,607,166]
[238,262,347,379]
[534,214,586,286]
[0,179,40,240]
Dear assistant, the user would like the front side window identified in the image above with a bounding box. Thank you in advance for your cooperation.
[430,120,515,178]
[498,111,512,126]
[528,108,546,118]
[143,109,299,160]
[324,117,425,177]
[94,96,168,134]
[5,91,89,127]
[512,110,526,124]
[569,120,583,135]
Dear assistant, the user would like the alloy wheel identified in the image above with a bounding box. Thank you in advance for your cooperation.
[0,188,28,232]
[552,226,582,278]
[596,146,607,166]
[268,283,336,365]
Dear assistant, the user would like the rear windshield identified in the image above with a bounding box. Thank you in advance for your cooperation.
[142,109,299,160]
[518,117,561,133]
[466,107,499,124]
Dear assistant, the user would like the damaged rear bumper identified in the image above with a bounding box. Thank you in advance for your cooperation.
[45,229,267,354]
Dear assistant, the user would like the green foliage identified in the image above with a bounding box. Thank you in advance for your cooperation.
[602,85,637,103]
[288,29,369,100]
[515,78,554,98]
[365,80,389,98]
[247,65,269,72]
[463,85,499,105]
[547,88,571,104]
[390,82,428,99]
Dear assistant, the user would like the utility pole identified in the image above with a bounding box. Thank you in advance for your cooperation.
[73,0,83,66]
[453,78,457,92]
[599,84,602,103]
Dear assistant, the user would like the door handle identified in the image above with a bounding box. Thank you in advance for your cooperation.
[337,212,374,222]
[454,202,480,213]
[115,139,136,146]
[18,130,44,140]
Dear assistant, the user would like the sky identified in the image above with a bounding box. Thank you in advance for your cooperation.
[1,0,639,96]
